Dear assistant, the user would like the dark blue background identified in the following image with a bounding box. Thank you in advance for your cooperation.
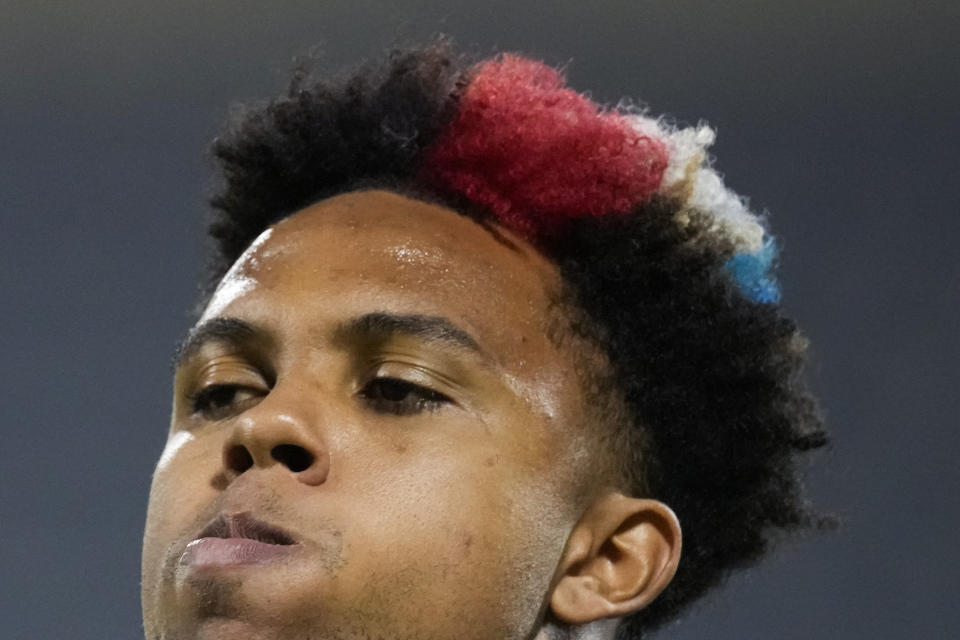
[2,2,957,638]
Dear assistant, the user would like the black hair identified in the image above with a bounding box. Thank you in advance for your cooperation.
[204,39,827,637]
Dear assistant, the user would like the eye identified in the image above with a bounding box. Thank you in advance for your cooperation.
[359,377,450,416]
[189,384,261,420]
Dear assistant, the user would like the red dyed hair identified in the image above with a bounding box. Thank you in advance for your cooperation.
[422,55,668,237]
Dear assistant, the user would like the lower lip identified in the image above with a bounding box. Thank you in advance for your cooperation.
[180,537,298,568]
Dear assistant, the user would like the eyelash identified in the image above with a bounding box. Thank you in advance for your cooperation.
[188,384,258,420]
[188,377,450,420]
[359,377,451,416]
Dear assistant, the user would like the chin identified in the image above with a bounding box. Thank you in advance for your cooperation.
[149,615,305,640]
[193,618,285,640]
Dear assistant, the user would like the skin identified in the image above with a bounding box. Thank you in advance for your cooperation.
[142,190,680,640]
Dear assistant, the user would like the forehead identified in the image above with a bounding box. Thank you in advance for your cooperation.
[204,188,571,379]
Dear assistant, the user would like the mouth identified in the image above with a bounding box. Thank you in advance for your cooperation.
[198,512,297,545]
[180,512,299,568]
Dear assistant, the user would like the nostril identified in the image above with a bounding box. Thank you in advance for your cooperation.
[225,445,254,475]
[271,444,314,473]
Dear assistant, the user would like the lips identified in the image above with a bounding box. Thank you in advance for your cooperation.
[180,513,299,568]
[198,512,297,545]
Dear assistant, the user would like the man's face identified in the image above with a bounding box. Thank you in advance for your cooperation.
[142,190,603,640]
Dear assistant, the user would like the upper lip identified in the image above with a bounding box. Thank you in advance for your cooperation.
[197,512,297,546]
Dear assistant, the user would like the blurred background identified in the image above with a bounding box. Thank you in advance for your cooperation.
[1,1,957,638]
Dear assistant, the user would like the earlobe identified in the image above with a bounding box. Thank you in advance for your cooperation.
[549,493,682,625]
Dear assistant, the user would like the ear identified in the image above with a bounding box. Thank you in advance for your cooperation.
[549,492,681,625]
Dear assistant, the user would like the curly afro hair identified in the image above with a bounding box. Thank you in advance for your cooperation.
[204,39,827,637]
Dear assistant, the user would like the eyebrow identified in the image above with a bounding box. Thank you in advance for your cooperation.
[173,316,261,370]
[333,312,483,355]
[173,312,485,370]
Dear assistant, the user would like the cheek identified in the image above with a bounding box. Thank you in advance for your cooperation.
[142,433,221,581]
[156,430,194,469]
[333,439,569,635]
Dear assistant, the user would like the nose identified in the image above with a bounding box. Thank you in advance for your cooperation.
[221,392,329,487]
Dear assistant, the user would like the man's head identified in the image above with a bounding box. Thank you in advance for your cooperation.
[142,41,825,639]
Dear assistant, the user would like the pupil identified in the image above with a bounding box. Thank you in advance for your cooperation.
[380,379,409,401]
[210,387,235,406]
